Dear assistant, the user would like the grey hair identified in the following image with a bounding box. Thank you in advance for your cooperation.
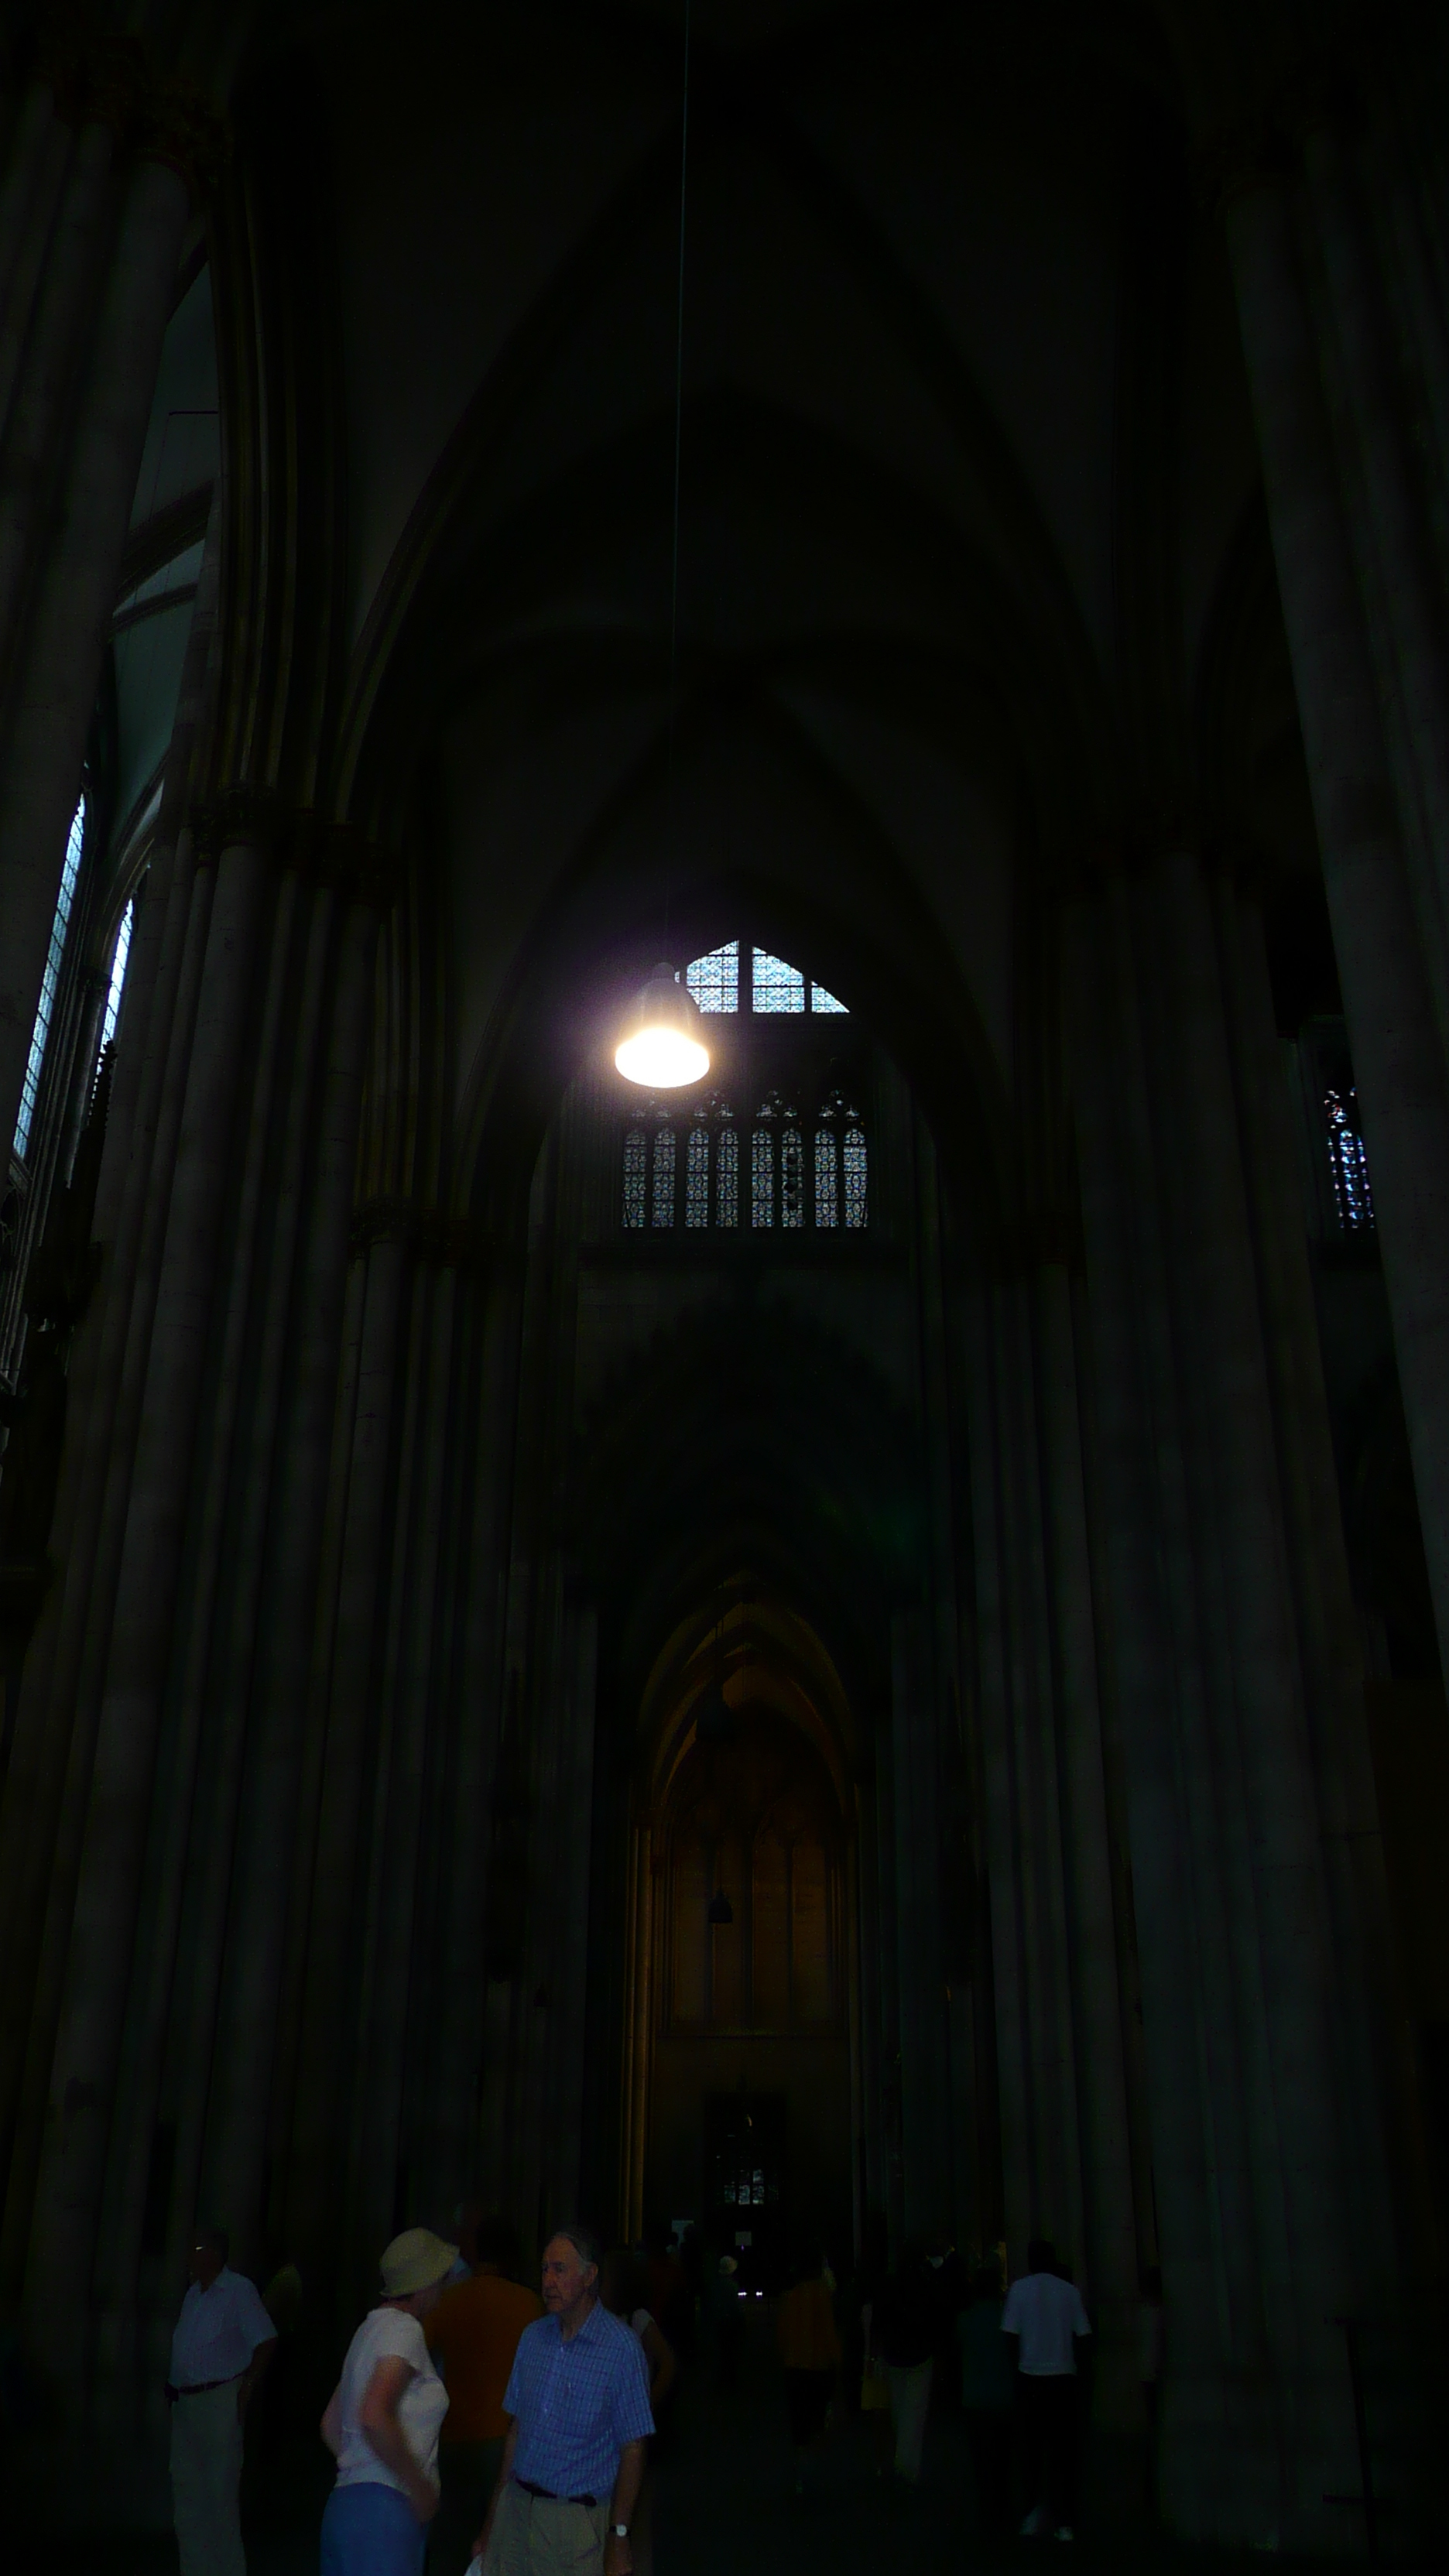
[548,2221,601,2272]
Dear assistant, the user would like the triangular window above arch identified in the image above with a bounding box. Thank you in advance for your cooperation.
[684,940,848,1018]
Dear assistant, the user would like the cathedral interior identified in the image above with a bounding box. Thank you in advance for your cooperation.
[2,0,1449,2559]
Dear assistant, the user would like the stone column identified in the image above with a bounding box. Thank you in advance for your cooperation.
[1065,849,1379,2543]
[889,1602,951,2241]
[194,869,384,2270]
[0,84,78,453]
[1227,168,1449,1684]
[0,118,115,677]
[1300,122,1449,1054]
[22,822,267,2391]
[1032,1258,1142,2422]
[0,825,212,2300]
[0,133,190,1160]
[279,1225,410,2279]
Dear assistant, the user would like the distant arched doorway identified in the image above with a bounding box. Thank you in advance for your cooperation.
[618,1598,862,2279]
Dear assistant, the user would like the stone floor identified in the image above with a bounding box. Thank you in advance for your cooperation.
[9,2309,1413,2574]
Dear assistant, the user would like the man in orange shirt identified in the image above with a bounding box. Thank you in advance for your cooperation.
[426,2217,542,2574]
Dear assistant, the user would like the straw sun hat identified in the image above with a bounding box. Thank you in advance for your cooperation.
[380,2227,458,2297]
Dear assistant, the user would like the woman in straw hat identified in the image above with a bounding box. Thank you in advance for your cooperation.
[320,2226,458,2576]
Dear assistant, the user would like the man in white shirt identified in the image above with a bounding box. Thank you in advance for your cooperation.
[167,2225,278,2576]
[1001,2238,1091,2540]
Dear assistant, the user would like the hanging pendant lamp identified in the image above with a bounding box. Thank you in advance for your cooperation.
[613,4,704,1091]
[615,961,709,1088]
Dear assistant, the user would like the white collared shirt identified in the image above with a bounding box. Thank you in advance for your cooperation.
[170,2267,275,2389]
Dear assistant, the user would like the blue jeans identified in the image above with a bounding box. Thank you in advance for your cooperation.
[322,2482,428,2576]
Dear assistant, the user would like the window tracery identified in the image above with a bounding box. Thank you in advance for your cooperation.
[619,944,866,1236]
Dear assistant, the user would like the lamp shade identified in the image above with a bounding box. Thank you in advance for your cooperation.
[615,962,710,1088]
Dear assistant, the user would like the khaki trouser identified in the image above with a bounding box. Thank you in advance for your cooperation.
[886,2357,933,2485]
[483,2480,608,2576]
[170,2381,245,2576]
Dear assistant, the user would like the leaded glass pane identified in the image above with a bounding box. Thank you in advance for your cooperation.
[14,793,85,1160]
[752,948,805,1013]
[652,1125,677,1226]
[1325,1087,1374,1231]
[716,1122,738,1225]
[622,1129,646,1227]
[752,1125,775,1225]
[815,1129,838,1227]
[781,1127,805,1226]
[101,898,134,1052]
[685,1122,710,1226]
[687,941,739,1013]
[844,1126,868,1228]
[810,980,848,1014]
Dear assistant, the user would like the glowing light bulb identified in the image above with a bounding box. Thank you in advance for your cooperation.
[614,963,710,1089]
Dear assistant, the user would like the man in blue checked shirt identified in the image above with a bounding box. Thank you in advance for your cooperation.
[474,2224,653,2576]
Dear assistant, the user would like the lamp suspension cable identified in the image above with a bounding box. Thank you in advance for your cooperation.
[615,0,709,1091]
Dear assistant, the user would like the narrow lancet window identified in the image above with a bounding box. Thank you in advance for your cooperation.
[781,1126,805,1227]
[652,1123,677,1226]
[716,1122,738,1226]
[815,1128,838,1228]
[622,1129,647,1226]
[844,1127,868,1228]
[1325,1085,1374,1231]
[101,898,134,1053]
[685,1122,710,1226]
[15,793,85,1160]
[752,1125,775,1225]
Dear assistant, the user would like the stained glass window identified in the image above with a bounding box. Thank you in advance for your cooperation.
[844,1128,868,1228]
[752,949,806,1013]
[101,898,134,1053]
[781,1126,805,1227]
[687,941,739,1012]
[1326,1086,1374,1231]
[14,793,85,1160]
[815,1128,838,1228]
[686,1122,710,1227]
[716,1122,738,1225]
[622,1129,646,1226]
[752,1124,774,1225]
[620,1085,865,1235]
[652,1124,676,1226]
[810,980,848,1013]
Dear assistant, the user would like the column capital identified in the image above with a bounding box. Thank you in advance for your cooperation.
[192,795,396,903]
[349,1200,495,1278]
[32,12,224,201]
[133,74,227,207]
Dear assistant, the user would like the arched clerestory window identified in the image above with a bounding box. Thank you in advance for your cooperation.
[619,943,867,1236]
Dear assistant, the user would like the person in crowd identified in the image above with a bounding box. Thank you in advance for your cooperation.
[700,2249,743,2393]
[598,2251,677,2574]
[166,2222,278,2576]
[776,2242,841,2497]
[599,2251,677,2417]
[854,2211,894,2480]
[957,2259,1015,2537]
[1002,2237,1092,2540]
[426,2218,543,2576]
[473,2225,653,2576]
[320,2227,457,2576]
[873,2240,943,2494]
